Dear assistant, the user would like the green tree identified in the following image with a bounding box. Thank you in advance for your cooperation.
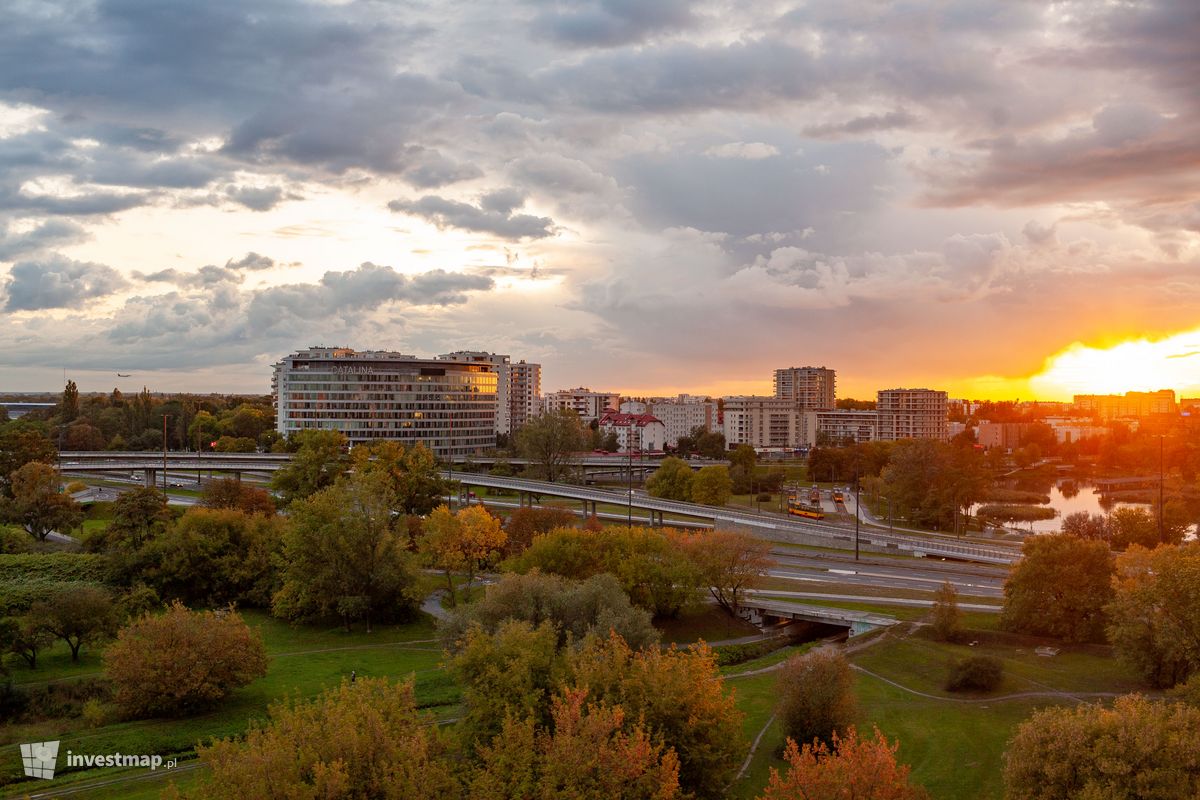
[273,472,420,630]
[929,581,962,642]
[30,585,117,662]
[0,461,82,541]
[1107,543,1200,688]
[1109,506,1160,550]
[60,379,80,424]
[763,727,928,800]
[6,615,52,669]
[880,439,987,532]
[352,440,448,515]
[690,465,732,506]
[776,649,858,749]
[270,429,347,505]
[142,508,284,607]
[0,425,56,497]
[105,603,267,718]
[102,485,173,551]
[516,408,588,482]
[1001,534,1113,643]
[645,457,694,501]
[440,572,659,652]
[1003,695,1200,800]
[181,677,461,799]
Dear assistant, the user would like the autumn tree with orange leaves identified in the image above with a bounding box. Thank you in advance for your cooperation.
[761,727,929,800]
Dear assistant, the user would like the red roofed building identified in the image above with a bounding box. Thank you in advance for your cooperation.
[598,410,667,453]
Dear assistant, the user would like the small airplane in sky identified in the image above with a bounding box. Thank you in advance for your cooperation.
[117,373,132,377]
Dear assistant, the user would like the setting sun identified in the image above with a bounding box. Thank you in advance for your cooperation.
[1028,327,1200,399]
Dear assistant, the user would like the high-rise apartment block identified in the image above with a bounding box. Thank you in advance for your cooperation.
[876,388,948,441]
[801,409,878,446]
[437,351,541,434]
[722,396,804,449]
[648,396,718,447]
[543,387,622,424]
[1073,390,1176,419]
[773,366,836,409]
[272,347,497,457]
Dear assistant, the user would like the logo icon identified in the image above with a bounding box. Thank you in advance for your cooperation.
[20,741,59,780]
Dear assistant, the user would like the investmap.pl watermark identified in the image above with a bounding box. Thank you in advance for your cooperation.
[20,741,177,781]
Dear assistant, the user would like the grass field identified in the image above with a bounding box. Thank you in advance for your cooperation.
[0,611,450,796]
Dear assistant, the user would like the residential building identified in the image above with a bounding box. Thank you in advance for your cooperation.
[876,388,948,441]
[1043,417,1108,444]
[773,366,836,409]
[975,422,1031,450]
[437,351,541,435]
[722,396,803,449]
[543,387,622,424]
[619,400,648,414]
[1074,390,1177,419]
[801,409,878,447]
[598,411,667,452]
[272,346,497,457]
[648,395,719,447]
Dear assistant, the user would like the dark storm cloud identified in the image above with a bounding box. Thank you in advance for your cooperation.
[0,219,89,261]
[531,0,696,47]
[389,191,556,240]
[3,255,128,311]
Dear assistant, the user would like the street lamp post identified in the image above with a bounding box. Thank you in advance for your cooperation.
[854,466,860,561]
[627,444,633,527]
[1158,435,1165,544]
[161,414,169,492]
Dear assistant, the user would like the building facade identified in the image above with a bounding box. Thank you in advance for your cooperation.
[801,409,878,447]
[273,347,497,458]
[543,387,622,424]
[1074,390,1177,419]
[437,351,541,435]
[648,396,718,447]
[773,366,836,409]
[598,411,667,452]
[722,396,803,449]
[876,388,948,441]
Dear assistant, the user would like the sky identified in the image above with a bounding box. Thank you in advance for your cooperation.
[0,0,1198,401]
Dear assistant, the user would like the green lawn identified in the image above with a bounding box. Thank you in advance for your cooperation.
[0,611,452,796]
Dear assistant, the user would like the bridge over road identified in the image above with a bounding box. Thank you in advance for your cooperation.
[738,598,899,637]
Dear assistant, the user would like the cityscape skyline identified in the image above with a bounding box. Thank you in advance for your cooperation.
[1,2,1198,400]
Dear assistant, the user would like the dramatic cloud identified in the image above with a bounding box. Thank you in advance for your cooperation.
[4,256,128,311]
[0,219,89,261]
[389,190,557,240]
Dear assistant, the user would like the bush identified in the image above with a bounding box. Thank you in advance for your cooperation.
[776,649,857,748]
[713,635,795,667]
[104,603,268,717]
[0,681,28,719]
[945,655,1003,692]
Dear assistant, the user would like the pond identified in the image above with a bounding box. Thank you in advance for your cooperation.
[984,481,1152,534]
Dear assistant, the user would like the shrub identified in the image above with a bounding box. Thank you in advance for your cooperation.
[104,603,267,717]
[776,649,857,748]
[713,635,795,667]
[945,655,1003,692]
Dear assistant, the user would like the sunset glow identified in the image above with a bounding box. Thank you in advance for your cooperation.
[1028,328,1200,400]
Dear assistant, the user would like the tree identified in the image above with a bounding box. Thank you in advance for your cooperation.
[929,581,962,642]
[517,408,588,482]
[1001,533,1113,643]
[106,603,267,717]
[104,485,173,550]
[351,440,450,516]
[690,465,733,506]
[567,633,745,799]
[60,379,80,424]
[1107,543,1200,688]
[645,457,695,501]
[142,508,284,607]
[880,439,987,532]
[1060,510,1109,541]
[5,615,52,669]
[504,505,577,555]
[273,472,421,630]
[472,688,682,800]
[1109,507,1160,550]
[944,655,1003,692]
[419,504,506,604]
[0,426,57,497]
[0,462,82,541]
[200,477,276,515]
[1003,695,1200,800]
[270,429,347,505]
[30,585,117,662]
[776,649,858,749]
[762,727,928,800]
[679,530,773,617]
[182,677,461,799]
[440,572,659,652]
